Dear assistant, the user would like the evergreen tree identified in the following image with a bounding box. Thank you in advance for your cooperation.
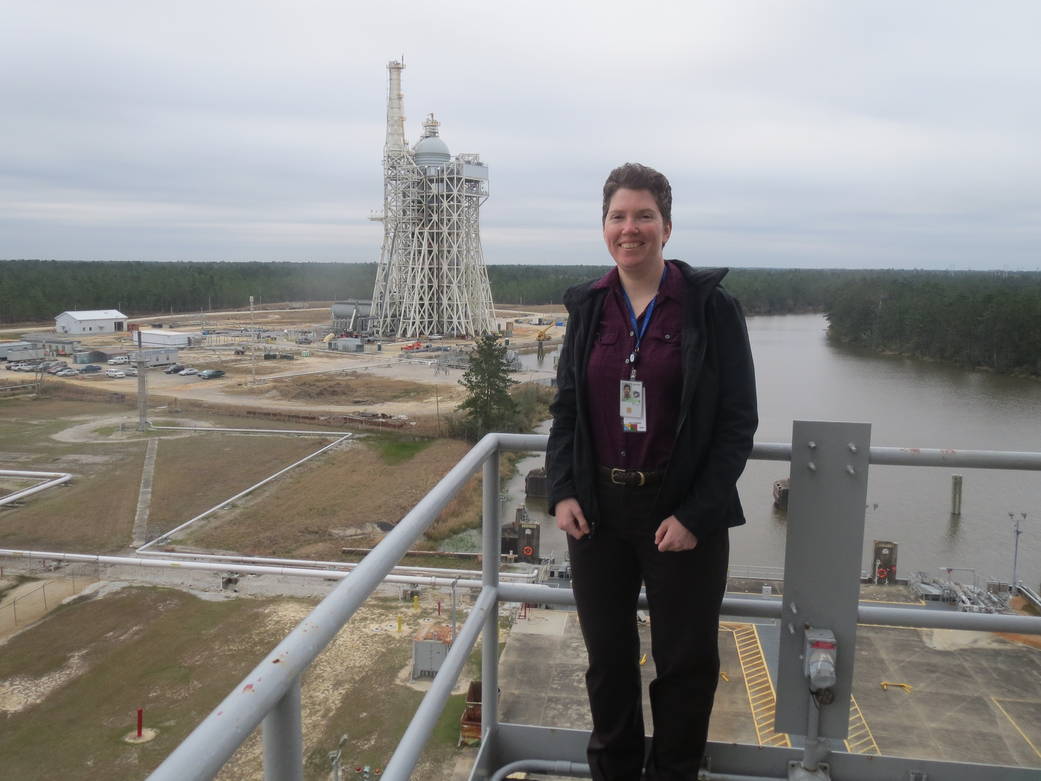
[458,333,518,439]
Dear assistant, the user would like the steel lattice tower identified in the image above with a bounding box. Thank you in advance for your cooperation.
[370,60,495,339]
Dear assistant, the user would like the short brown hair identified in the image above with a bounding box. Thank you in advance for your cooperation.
[602,163,672,225]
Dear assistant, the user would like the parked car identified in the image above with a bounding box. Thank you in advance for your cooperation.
[164,364,185,374]
[56,369,79,377]
[124,366,138,376]
[108,355,129,365]
[178,367,198,375]
[79,365,102,373]
[105,369,126,378]
[198,369,225,379]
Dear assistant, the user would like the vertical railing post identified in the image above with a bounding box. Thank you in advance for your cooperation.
[262,675,302,781]
[481,441,500,740]
[775,421,871,739]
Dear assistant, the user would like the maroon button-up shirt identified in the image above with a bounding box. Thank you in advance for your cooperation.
[587,260,685,470]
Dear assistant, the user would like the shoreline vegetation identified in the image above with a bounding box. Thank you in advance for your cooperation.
[824,270,1041,379]
[2,260,1039,378]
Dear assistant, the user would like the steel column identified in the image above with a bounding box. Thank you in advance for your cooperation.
[481,451,500,739]
[262,675,301,781]
[775,421,872,737]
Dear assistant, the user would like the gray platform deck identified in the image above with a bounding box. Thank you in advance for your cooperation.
[495,606,1041,771]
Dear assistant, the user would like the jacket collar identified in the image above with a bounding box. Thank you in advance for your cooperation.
[565,259,728,310]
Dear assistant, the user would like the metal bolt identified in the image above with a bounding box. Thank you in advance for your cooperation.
[807,461,817,472]
[846,464,856,475]
[807,441,817,449]
[790,602,798,614]
[848,443,858,453]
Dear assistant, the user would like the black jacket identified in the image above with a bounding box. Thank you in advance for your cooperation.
[545,260,758,539]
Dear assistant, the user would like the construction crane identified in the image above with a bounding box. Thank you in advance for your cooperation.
[534,324,554,360]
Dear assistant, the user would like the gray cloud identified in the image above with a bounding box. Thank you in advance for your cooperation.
[2,0,1039,269]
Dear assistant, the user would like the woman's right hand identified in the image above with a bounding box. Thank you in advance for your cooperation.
[555,497,590,540]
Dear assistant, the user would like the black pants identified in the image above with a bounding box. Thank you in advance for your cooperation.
[567,480,729,781]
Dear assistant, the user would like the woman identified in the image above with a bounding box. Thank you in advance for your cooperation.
[546,163,758,780]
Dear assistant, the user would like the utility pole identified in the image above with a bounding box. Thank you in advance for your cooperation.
[137,330,147,431]
[434,384,441,437]
[1009,512,1024,596]
[250,295,256,386]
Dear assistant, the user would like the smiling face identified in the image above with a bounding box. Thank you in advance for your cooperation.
[603,187,672,277]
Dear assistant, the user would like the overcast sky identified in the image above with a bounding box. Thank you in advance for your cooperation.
[2,1,1039,269]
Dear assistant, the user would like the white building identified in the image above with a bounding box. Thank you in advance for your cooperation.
[55,310,128,335]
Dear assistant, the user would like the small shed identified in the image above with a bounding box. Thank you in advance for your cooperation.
[73,350,108,364]
[55,310,128,335]
[329,337,364,353]
[412,623,453,680]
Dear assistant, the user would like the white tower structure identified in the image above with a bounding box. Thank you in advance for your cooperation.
[370,60,495,338]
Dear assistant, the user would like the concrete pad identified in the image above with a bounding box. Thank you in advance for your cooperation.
[511,609,571,637]
[498,607,1041,771]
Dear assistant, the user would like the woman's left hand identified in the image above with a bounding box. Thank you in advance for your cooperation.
[654,515,699,552]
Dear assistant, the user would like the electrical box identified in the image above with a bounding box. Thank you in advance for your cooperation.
[803,628,837,692]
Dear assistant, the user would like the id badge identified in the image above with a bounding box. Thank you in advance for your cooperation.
[620,380,647,432]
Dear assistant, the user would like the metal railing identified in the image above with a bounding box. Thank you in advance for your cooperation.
[146,427,1041,781]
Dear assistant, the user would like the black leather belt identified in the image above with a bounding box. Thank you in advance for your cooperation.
[598,466,663,487]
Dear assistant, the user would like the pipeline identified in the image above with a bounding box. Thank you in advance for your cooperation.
[490,760,590,781]
[0,469,73,507]
[0,548,489,590]
[147,423,355,436]
[130,549,535,582]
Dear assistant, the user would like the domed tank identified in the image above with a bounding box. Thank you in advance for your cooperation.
[413,114,451,166]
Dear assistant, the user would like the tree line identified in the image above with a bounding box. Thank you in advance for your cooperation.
[2,260,1038,377]
[0,260,376,323]
[825,270,1041,377]
[0,260,842,323]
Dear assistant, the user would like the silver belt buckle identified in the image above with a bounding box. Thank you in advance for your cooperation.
[610,468,626,486]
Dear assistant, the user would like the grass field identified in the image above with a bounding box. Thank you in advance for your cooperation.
[146,433,331,542]
[0,586,292,780]
[0,397,146,551]
[183,436,480,558]
[0,584,471,780]
[0,397,501,559]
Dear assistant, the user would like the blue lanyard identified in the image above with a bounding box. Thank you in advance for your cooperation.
[620,264,668,378]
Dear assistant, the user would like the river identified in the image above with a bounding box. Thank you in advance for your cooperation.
[492,314,1041,589]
